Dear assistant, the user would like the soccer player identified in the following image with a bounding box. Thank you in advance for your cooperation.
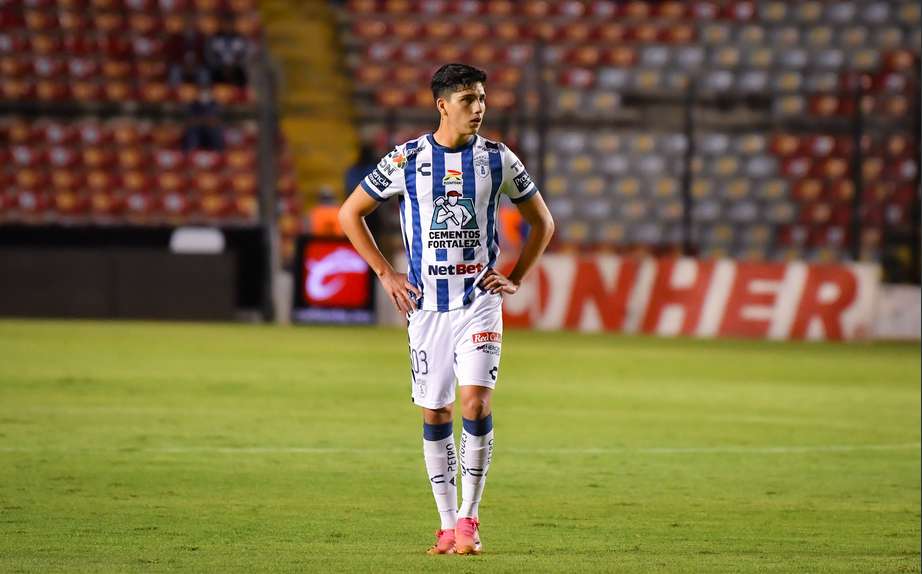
[338,63,555,555]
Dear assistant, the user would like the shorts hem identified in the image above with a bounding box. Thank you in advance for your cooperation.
[413,397,455,410]
[458,380,497,389]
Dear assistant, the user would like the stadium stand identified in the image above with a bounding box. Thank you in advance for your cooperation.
[0,0,307,263]
[338,0,920,280]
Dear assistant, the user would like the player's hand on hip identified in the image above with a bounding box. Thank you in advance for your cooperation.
[379,269,421,314]
[479,269,518,295]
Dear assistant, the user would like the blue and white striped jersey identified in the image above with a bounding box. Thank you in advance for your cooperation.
[360,133,539,312]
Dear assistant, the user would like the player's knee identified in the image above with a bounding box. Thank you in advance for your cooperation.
[462,395,491,420]
[422,405,453,424]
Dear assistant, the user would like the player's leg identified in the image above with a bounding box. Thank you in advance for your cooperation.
[452,293,502,555]
[409,310,459,554]
[421,404,457,554]
[459,384,494,519]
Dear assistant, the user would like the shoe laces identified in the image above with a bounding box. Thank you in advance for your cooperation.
[457,518,479,536]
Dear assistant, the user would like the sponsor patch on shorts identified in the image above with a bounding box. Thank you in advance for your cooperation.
[476,343,501,356]
[472,331,502,344]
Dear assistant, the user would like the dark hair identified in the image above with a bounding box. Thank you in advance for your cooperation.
[430,63,487,101]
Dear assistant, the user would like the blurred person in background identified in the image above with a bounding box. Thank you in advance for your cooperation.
[498,204,526,253]
[165,16,209,88]
[310,186,344,237]
[339,63,554,556]
[181,88,224,152]
[205,15,250,87]
[345,142,384,238]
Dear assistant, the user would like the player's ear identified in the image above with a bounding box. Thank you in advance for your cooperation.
[436,96,448,117]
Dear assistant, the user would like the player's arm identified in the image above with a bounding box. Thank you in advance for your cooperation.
[480,193,555,295]
[338,186,420,313]
[435,208,452,224]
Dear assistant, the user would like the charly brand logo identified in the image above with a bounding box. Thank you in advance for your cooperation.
[431,170,477,231]
[306,247,368,301]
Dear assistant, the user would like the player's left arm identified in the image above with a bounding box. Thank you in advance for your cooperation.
[480,193,555,295]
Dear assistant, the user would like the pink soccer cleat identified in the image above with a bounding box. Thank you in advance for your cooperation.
[453,517,482,555]
[426,528,456,555]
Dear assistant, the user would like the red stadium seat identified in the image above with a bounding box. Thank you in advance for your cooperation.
[199,193,231,220]
[485,0,513,17]
[154,149,186,171]
[376,87,410,108]
[15,165,49,190]
[82,147,116,169]
[89,189,124,221]
[124,191,158,223]
[117,148,146,170]
[86,170,118,192]
[231,194,258,220]
[54,190,90,220]
[138,79,171,104]
[156,171,186,194]
[24,9,56,32]
[122,170,154,193]
[13,142,47,166]
[12,189,50,222]
[229,171,257,196]
[104,80,136,102]
[353,20,388,41]
[70,80,103,103]
[193,172,226,195]
[67,57,99,80]
[48,146,79,169]
[46,174,83,203]
[161,190,196,221]
[492,21,520,42]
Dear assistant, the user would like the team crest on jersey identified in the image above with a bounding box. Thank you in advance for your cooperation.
[474,155,490,178]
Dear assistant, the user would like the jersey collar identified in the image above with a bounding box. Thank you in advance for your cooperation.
[426,133,478,152]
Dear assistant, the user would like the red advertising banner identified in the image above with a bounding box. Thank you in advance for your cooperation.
[292,236,375,324]
[501,256,880,341]
[303,241,371,308]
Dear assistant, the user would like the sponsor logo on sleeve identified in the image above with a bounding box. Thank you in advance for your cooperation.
[476,343,501,356]
[472,331,502,344]
[513,170,533,193]
[367,168,391,193]
[377,149,408,176]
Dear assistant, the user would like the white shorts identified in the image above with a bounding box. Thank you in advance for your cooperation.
[407,292,503,409]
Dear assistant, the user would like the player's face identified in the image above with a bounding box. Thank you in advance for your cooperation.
[439,83,486,136]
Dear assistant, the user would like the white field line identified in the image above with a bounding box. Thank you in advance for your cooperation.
[0,406,878,431]
[0,443,918,456]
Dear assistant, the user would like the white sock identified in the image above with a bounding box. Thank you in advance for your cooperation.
[423,422,457,530]
[459,415,494,519]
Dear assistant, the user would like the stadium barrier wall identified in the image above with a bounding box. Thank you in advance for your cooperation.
[0,248,236,320]
[499,256,879,341]
[873,285,922,340]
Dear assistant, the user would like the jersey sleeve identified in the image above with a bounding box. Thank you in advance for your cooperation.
[359,146,407,201]
[500,145,539,204]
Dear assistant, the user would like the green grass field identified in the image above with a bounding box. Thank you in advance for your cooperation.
[0,320,918,573]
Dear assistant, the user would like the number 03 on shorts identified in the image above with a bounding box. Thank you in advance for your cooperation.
[407,291,503,410]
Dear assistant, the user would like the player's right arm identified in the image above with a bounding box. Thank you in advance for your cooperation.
[339,185,420,315]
